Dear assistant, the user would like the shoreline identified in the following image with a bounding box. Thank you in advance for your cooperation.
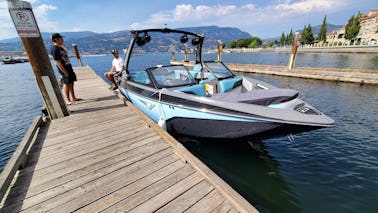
[225,45,378,54]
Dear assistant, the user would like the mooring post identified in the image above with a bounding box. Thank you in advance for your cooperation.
[72,44,83,67]
[184,44,189,62]
[7,0,69,119]
[288,32,300,70]
[217,40,223,62]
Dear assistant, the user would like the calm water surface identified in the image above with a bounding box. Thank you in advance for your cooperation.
[0,52,377,213]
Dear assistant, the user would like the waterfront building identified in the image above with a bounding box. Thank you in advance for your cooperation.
[357,9,378,45]
[327,27,347,46]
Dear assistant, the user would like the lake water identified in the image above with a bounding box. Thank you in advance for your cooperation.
[0,52,377,213]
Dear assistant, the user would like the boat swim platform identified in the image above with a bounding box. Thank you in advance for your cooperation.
[171,60,378,85]
[0,66,257,212]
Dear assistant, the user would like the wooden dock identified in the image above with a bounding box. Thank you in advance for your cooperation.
[0,66,257,212]
[227,63,378,85]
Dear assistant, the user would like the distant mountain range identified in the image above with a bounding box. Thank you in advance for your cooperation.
[0,24,343,54]
[0,26,251,54]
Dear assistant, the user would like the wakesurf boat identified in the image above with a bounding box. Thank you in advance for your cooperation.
[117,28,334,139]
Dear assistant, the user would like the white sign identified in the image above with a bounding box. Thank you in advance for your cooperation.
[9,9,40,37]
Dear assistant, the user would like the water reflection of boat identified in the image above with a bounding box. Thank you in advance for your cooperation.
[179,137,300,213]
[118,28,334,139]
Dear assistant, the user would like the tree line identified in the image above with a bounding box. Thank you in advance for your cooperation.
[228,13,362,48]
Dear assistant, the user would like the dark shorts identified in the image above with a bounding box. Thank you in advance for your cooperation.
[61,71,77,84]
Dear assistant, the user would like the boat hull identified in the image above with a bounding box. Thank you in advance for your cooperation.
[119,86,326,139]
[166,117,321,139]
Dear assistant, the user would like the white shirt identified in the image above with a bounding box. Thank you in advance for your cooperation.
[112,56,123,73]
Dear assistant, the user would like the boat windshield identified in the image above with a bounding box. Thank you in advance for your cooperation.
[148,65,196,88]
[204,61,234,79]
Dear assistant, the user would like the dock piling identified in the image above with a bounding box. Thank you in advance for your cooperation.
[288,32,300,70]
[72,44,83,67]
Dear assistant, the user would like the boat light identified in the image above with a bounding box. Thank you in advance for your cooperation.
[180,34,188,43]
[192,38,200,45]
[144,33,151,43]
[136,36,146,46]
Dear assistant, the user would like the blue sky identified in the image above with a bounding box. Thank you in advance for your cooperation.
[0,0,377,40]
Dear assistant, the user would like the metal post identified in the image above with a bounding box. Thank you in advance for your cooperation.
[7,0,69,119]
[288,32,300,70]
[72,44,83,67]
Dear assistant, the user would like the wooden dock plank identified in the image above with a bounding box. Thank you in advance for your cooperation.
[155,180,214,212]
[16,128,157,184]
[3,139,171,211]
[0,66,257,213]
[102,166,197,212]
[4,145,176,212]
[32,121,149,168]
[122,172,204,213]
[42,155,182,213]
[226,63,378,84]
[210,200,234,213]
[76,162,193,212]
[8,135,168,203]
[185,189,226,213]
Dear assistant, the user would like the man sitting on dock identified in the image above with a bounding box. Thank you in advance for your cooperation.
[104,50,123,90]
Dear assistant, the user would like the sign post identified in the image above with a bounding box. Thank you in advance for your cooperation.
[7,0,69,119]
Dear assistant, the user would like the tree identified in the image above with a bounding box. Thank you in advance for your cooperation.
[300,25,308,44]
[300,25,315,45]
[230,37,262,48]
[280,32,286,46]
[249,37,263,47]
[248,40,258,48]
[287,29,294,46]
[236,39,250,48]
[265,41,274,48]
[318,16,327,43]
[307,24,315,44]
[229,40,237,48]
[345,12,361,42]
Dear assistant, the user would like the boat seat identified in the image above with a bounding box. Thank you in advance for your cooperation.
[218,77,243,93]
[210,88,299,106]
[189,64,202,78]
[175,84,207,96]
[199,75,216,83]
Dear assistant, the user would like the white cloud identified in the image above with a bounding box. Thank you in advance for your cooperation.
[33,4,58,32]
[270,0,339,16]
[130,0,353,38]
[129,22,150,30]
[135,4,239,28]
[241,4,256,10]
[174,4,194,20]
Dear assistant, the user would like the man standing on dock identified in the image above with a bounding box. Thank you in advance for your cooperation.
[51,33,81,105]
